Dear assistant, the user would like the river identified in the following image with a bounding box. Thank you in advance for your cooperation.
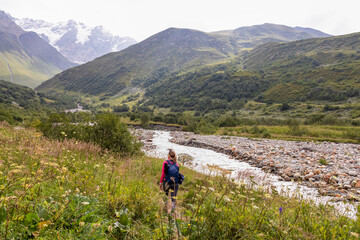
[144,130,358,218]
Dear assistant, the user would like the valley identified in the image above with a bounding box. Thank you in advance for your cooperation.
[1,6,360,238]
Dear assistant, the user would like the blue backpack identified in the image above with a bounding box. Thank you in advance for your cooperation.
[165,160,179,183]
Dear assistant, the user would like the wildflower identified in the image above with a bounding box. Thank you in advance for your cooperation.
[93,223,101,228]
[108,225,113,232]
[279,207,283,214]
[38,220,51,229]
[350,232,359,238]
[79,222,85,227]
[264,193,272,199]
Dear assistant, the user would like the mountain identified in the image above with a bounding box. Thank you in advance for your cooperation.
[36,24,330,96]
[0,10,77,88]
[146,32,360,110]
[210,23,331,49]
[14,18,137,63]
[293,26,331,38]
[36,27,236,95]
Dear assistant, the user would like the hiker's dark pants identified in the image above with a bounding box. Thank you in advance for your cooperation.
[163,182,179,202]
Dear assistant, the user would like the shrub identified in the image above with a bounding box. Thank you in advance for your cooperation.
[38,113,141,155]
[250,125,266,134]
[113,104,130,112]
[324,105,340,111]
[280,103,291,111]
[319,158,328,165]
[262,131,271,138]
[216,116,238,127]
[286,119,307,136]
[140,113,150,127]
[92,113,141,155]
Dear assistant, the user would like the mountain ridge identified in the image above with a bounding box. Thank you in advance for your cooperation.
[36,23,330,96]
[0,10,77,88]
[14,17,137,63]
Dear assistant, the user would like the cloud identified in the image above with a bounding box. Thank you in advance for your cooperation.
[2,0,360,40]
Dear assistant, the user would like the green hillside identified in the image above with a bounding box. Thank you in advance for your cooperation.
[244,32,360,103]
[0,80,75,124]
[36,28,236,95]
[0,50,63,88]
[146,31,360,110]
[36,24,328,96]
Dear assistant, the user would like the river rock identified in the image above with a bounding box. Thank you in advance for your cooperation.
[305,172,314,180]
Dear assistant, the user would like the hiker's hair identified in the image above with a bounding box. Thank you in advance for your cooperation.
[168,149,177,163]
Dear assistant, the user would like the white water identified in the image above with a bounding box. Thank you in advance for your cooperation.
[145,131,358,218]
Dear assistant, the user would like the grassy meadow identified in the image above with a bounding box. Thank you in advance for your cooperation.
[218,124,360,143]
[0,121,360,239]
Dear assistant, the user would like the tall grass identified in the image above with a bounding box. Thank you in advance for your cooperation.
[0,122,359,239]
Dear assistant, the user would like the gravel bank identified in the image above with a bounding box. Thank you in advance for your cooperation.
[170,131,360,201]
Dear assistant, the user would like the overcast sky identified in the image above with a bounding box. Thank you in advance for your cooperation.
[2,0,359,41]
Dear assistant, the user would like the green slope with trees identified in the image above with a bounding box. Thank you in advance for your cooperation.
[0,80,75,125]
[143,32,360,112]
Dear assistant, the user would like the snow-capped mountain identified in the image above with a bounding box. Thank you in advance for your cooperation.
[14,18,137,63]
[0,10,77,88]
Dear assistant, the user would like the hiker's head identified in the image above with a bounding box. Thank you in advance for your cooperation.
[168,149,177,163]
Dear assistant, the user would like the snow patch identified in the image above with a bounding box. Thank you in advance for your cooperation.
[112,43,119,52]
[75,22,92,45]
[15,18,68,46]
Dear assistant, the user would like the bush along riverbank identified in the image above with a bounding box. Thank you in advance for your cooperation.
[1,122,360,239]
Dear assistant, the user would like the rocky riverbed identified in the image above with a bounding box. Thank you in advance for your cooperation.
[169,131,360,201]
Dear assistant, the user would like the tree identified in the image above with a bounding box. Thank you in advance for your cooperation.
[280,103,290,111]
[140,113,150,126]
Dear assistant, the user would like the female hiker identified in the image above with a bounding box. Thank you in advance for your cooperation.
[159,149,180,212]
